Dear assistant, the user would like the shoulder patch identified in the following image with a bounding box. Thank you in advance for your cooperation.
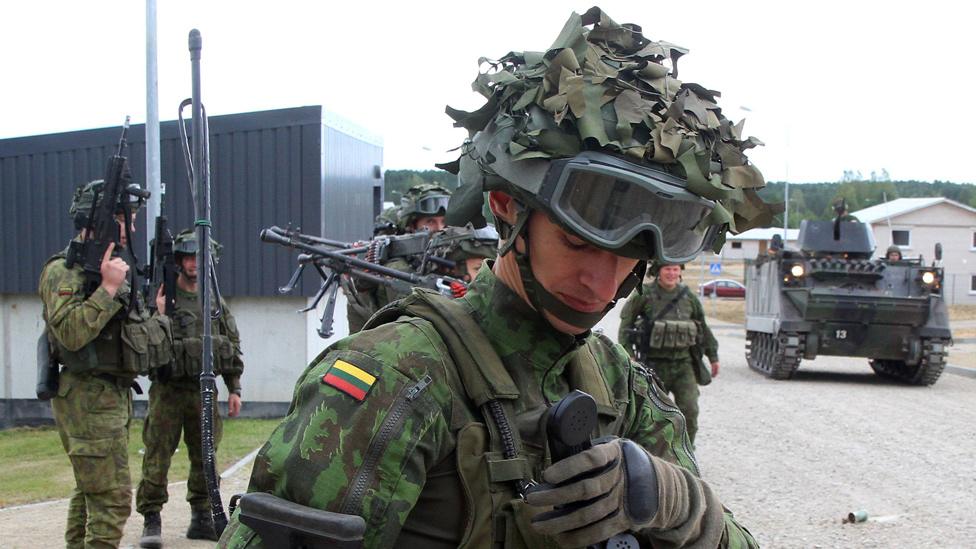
[58,287,75,296]
[321,358,377,401]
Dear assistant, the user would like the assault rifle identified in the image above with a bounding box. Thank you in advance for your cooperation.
[65,116,150,311]
[144,197,178,315]
[260,226,465,338]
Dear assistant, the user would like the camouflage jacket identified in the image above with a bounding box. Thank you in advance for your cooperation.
[166,286,244,392]
[619,282,719,363]
[39,250,172,381]
[221,266,755,548]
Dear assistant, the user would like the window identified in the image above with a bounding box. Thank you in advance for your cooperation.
[971,275,976,293]
[891,230,911,247]
[971,231,976,249]
[731,242,742,249]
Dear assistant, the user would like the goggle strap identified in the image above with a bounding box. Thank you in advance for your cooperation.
[498,207,530,258]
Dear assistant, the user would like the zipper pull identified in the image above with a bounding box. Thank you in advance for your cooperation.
[406,375,432,401]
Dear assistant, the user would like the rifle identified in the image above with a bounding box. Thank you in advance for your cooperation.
[144,197,178,316]
[65,116,150,312]
[260,226,465,338]
[181,28,227,536]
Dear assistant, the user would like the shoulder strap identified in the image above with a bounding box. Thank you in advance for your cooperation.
[364,290,519,406]
[651,285,690,323]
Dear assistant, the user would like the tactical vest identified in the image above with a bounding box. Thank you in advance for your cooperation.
[42,253,170,380]
[364,290,641,548]
[168,288,235,380]
[645,285,700,351]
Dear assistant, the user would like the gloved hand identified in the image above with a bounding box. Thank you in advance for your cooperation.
[525,437,720,548]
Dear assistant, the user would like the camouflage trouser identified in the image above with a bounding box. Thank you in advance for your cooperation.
[652,357,701,444]
[51,370,133,549]
[136,380,223,515]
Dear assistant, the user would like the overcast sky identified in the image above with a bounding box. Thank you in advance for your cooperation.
[1,0,973,184]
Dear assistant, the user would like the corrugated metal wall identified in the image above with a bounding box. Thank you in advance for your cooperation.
[0,106,382,297]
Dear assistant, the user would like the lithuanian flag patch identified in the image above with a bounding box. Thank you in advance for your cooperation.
[321,359,376,401]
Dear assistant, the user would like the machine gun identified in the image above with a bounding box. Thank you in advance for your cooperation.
[65,116,150,311]
[260,226,466,338]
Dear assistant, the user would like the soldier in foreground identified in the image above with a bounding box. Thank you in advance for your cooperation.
[618,263,720,444]
[220,7,773,547]
[137,229,245,547]
[40,180,171,549]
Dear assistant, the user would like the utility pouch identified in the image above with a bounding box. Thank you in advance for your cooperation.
[147,317,174,370]
[120,322,150,375]
[181,336,203,377]
[36,329,60,400]
[213,334,233,374]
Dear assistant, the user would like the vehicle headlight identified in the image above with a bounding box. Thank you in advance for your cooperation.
[921,271,936,285]
[790,264,805,278]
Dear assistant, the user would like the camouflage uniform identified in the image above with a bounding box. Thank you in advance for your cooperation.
[618,281,718,444]
[40,249,172,549]
[219,266,755,548]
[136,286,244,516]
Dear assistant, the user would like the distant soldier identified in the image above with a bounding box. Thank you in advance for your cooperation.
[833,198,859,222]
[618,262,719,444]
[39,180,172,548]
[137,229,245,547]
[397,183,451,234]
[422,224,499,296]
[885,245,903,261]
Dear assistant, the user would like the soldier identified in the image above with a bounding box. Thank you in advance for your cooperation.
[344,184,455,333]
[618,262,720,445]
[424,224,499,283]
[137,229,245,547]
[220,8,772,548]
[885,245,903,261]
[396,183,451,234]
[833,198,860,222]
[39,180,172,549]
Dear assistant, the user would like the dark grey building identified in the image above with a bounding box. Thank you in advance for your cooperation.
[0,106,384,427]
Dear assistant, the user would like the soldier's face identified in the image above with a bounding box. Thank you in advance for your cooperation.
[180,254,198,282]
[527,212,638,334]
[411,216,445,233]
[464,258,484,282]
[657,265,682,289]
[887,252,901,261]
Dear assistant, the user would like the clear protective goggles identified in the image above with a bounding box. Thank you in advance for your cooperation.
[414,194,451,216]
[537,151,720,262]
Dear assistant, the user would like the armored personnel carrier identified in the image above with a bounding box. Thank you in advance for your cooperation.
[744,218,951,385]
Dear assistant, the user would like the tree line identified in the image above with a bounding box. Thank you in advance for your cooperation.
[385,169,975,229]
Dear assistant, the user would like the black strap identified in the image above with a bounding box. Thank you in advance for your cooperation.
[650,286,690,324]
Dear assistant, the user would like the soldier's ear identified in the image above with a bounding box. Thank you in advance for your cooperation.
[487,191,518,225]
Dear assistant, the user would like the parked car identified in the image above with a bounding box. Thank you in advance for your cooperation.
[700,279,746,298]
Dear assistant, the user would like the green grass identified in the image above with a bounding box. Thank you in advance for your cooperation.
[0,418,280,508]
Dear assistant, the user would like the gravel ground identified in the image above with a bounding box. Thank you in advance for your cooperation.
[694,323,976,549]
[2,316,973,548]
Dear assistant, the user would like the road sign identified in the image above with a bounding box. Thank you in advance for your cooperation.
[709,262,722,275]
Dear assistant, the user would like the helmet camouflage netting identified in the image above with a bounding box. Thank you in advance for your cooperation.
[442,6,781,244]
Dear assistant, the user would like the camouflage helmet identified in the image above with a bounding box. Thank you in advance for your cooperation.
[373,205,402,236]
[173,228,222,260]
[398,184,452,229]
[438,7,778,330]
[69,179,148,230]
[426,224,499,265]
[444,7,779,259]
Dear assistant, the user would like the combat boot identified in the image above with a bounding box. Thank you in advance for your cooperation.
[139,511,162,549]
[186,509,218,541]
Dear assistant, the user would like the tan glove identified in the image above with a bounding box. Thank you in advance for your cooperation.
[525,437,722,548]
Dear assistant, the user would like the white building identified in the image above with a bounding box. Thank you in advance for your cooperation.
[721,228,800,261]
[851,197,976,304]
